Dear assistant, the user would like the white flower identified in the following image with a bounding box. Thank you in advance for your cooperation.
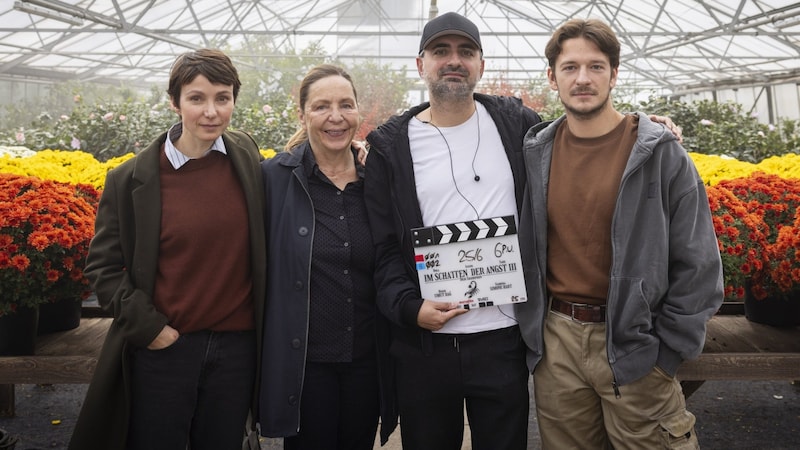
[700,119,714,126]
[0,146,35,157]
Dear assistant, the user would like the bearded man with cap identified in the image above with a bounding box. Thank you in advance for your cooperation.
[364,12,540,449]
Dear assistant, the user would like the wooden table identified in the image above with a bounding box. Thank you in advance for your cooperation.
[677,314,800,397]
[0,317,110,416]
[1,314,798,415]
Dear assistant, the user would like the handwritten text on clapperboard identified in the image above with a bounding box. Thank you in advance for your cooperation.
[412,216,528,309]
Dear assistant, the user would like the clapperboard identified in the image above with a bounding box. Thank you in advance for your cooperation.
[412,215,527,309]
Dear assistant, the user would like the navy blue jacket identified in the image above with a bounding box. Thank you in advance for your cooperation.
[258,142,397,444]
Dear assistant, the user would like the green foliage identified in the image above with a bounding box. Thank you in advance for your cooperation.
[1,81,147,130]
[235,40,330,108]
[637,96,800,163]
[479,74,554,116]
[232,100,297,151]
[0,40,413,158]
[1,98,176,162]
[25,39,800,165]
[349,60,412,136]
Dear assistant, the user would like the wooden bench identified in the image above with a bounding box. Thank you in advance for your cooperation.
[1,313,798,416]
[677,313,800,397]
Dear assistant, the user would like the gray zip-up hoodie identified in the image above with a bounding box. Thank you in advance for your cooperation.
[515,112,724,387]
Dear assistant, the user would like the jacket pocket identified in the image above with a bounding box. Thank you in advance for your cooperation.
[607,277,656,356]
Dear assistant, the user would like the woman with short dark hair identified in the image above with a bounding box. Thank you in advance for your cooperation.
[69,49,266,450]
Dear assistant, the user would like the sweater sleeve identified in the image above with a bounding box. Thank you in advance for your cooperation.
[655,146,724,374]
[84,167,169,348]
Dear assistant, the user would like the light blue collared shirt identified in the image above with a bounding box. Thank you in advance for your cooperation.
[164,122,228,170]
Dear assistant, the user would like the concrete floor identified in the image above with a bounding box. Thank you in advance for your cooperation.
[2,379,799,449]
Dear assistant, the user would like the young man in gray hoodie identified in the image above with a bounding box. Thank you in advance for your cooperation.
[516,18,723,449]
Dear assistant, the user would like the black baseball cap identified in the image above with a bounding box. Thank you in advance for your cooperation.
[418,12,482,54]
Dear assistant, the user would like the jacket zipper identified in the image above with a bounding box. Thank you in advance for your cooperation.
[605,132,647,399]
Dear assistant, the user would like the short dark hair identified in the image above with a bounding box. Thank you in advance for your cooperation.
[167,49,241,108]
[545,19,620,70]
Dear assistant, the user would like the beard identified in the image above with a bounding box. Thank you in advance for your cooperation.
[425,68,478,103]
[561,89,611,121]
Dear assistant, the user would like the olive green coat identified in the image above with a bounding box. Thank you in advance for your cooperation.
[68,130,266,450]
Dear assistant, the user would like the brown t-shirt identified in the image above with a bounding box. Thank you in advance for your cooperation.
[546,114,638,306]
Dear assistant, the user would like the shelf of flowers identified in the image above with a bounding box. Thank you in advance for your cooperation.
[1,148,799,413]
[1,148,799,321]
[0,147,275,324]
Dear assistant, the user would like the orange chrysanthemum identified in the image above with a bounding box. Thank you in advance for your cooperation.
[715,172,800,300]
[1,173,99,316]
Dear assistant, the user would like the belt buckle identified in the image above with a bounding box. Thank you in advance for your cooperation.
[570,302,579,321]
[571,302,600,324]
[570,302,590,324]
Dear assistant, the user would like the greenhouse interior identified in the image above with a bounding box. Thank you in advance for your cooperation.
[2,0,800,116]
[2,1,800,450]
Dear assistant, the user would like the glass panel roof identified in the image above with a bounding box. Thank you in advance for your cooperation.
[0,0,799,96]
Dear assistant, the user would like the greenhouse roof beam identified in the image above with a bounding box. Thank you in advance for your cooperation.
[1,0,799,97]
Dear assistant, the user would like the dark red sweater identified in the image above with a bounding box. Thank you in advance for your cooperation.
[153,150,254,333]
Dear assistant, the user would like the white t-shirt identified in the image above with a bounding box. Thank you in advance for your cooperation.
[408,102,518,334]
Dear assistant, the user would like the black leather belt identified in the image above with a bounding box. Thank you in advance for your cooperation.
[550,297,606,323]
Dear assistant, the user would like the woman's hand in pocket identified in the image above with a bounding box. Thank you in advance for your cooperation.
[147,324,179,350]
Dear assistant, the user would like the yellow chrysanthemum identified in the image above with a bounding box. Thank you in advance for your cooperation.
[693,153,800,183]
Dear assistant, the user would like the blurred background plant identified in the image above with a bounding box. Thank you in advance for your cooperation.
[636,96,800,163]
[8,39,797,166]
[0,42,416,160]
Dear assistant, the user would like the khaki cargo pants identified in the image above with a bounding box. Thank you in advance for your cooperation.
[533,310,700,449]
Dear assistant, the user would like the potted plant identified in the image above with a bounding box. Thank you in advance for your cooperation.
[0,173,98,353]
[716,172,800,325]
[705,184,769,300]
[769,209,800,293]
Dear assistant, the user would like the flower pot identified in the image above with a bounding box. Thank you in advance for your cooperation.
[0,305,39,356]
[37,298,82,335]
[744,287,800,328]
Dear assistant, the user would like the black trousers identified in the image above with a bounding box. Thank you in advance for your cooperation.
[127,329,255,450]
[284,359,380,450]
[393,325,529,450]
